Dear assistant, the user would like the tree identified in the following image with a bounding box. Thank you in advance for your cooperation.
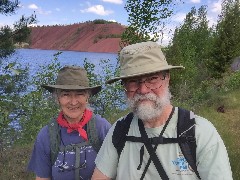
[0,0,19,15]
[121,0,178,47]
[17,53,61,144]
[0,0,37,148]
[84,58,126,123]
[209,0,240,78]
[166,6,213,104]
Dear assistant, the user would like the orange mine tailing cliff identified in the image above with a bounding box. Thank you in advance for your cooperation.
[29,22,126,53]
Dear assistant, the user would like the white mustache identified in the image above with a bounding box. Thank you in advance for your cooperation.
[133,93,158,103]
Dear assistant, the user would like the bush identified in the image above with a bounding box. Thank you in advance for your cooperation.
[226,71,240,90]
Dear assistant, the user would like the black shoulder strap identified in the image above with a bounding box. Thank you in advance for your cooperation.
[177,107,201,179]
[112,112,134,156]
[138,119,169,180]
[87,113,101,152]
[48,118,61,166]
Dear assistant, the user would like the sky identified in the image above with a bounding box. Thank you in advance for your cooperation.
[0,0,223,45]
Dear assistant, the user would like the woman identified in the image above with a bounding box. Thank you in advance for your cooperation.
[27,66,111,180]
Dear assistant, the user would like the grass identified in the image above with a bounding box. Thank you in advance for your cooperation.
[196,89,240,180]
[1,90,239,179]
[0,144,35,179]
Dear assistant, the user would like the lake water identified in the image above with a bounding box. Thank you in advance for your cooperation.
[7,49,118,75]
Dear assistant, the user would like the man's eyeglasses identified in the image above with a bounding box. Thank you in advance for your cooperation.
[122,73,166,92]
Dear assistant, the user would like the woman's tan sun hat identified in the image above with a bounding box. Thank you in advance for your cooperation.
[42,66,101,95]
[106,41,184,84]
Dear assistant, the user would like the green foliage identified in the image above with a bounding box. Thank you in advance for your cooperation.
[121,0,177,46]
[83,58,125,121]
[94,34,121,43]
[209,1,240,78]
[0,14,37,58]
[225,70,240,90]
[13,13,37,43]
[0,1,37,147]
[92,19,115,24]
[0,60,29,148]
[0,25,15,58]
[16,52,62,144]
[166,2,240,107]
[0,0,19,15]
[166,6,213,104]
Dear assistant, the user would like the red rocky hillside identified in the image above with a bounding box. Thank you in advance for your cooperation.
[29,21,126,53]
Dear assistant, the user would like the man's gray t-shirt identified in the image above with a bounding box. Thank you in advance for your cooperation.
[95,107,232,180]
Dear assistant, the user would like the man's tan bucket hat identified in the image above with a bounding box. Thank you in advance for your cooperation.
[42,66,101,95]
[106,41,184,84]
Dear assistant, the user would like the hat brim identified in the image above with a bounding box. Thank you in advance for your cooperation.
[41,84,102,96]
[106,65,184,84]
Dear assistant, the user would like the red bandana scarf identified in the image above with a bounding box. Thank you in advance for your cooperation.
[57,109,93,140]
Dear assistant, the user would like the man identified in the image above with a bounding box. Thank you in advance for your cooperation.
[91,41,232,180]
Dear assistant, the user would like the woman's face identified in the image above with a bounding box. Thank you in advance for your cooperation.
[57,90,89,123]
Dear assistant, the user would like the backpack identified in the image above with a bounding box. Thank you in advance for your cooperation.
[48,113,101,166]
[112,107,201,179]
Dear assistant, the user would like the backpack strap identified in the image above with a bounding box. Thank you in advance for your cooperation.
[87,113,101,152]
[112,112,134,156]
[112,108,201,179]
[138,119,169,180]
[48,113,101,166]
[48,118,61,166]
[177,107,201,179]
[59,141,89,180]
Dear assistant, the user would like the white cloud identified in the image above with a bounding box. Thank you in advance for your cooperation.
[27,3,51,15]
[108,19,117,22]
[101,0,123,4]
[38,9,52,15]
[55,8,60,12]
[190,0,201,3]
[81,5,113,16]
[28,4,38,10]
[210,0,222,13]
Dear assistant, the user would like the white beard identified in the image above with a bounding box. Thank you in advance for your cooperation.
[127,88,171,122]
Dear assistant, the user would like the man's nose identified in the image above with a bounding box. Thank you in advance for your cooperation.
[137,81,150,94]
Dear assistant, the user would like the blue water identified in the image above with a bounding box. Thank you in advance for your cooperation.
[8,48,118,75]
